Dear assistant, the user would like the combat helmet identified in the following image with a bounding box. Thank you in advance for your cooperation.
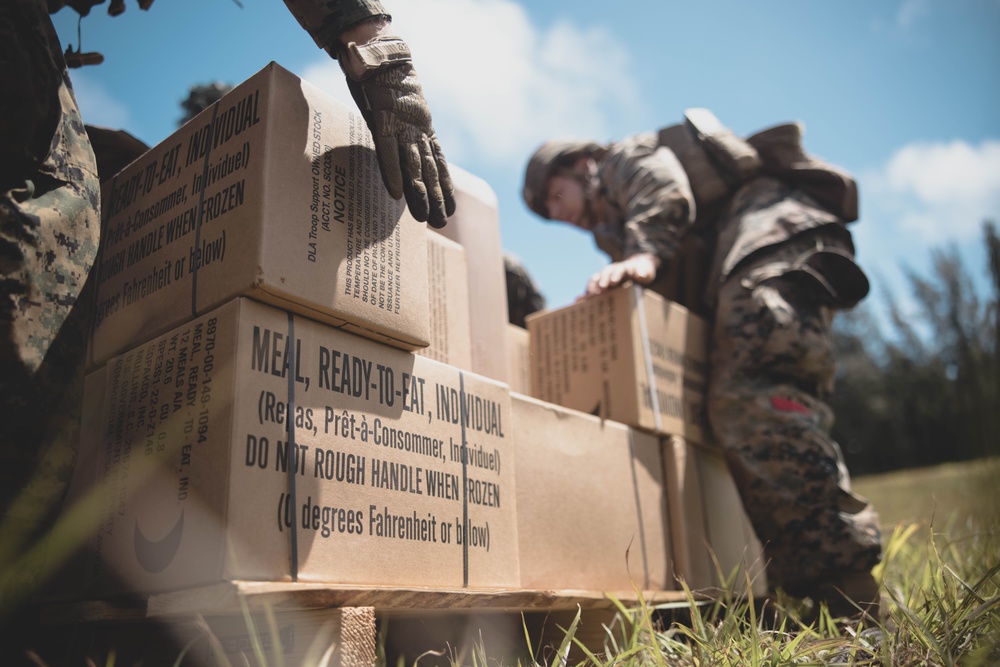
[522,140,603,219]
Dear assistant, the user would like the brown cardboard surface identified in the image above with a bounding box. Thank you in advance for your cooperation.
[526,284,708,442]
[661,436,768,596]
[63,297,518,599]
[505,324,531,395]
[512,394,672,592]
[416,230,472,369]
[90,62,429,367]
[434,165,509,383]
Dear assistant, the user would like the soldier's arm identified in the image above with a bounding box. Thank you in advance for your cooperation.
[586,137,695,295]
[282,0,389,56]
[283,0,456,228]
[610,136,695,262]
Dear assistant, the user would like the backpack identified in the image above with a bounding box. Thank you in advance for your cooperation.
[658,109,858,223]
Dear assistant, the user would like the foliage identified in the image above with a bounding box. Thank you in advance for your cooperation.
[178,82,234,126]
[488,514,1000,667]
[830,221,1000,475]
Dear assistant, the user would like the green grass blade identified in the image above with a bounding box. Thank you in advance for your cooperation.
[553,606,581,667]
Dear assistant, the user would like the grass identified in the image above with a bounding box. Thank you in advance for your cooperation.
[493,518,999,667]
[852,458,1000,531]
[453,460,1000,667]
[5,460,999,665]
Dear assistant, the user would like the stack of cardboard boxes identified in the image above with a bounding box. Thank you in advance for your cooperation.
[523,286,767,595]
[59,63,517,599]
[52,62,764,609]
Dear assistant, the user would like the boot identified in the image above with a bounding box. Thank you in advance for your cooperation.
[814,570,883,620]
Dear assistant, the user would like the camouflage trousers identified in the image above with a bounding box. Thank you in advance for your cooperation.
[707,233,882,596]
[0,0,100,595]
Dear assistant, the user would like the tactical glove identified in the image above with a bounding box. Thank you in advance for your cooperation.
[51,0,153,17]
[339,36,455,228]
[112,0,155,14]
[52,0,154,67]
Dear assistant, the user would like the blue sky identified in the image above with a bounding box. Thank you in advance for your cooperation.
[52,0,1000,314]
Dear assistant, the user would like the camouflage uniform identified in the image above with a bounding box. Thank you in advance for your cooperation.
[586,134,694,266]
[1,0,100,566]
[0,0,391,599]
[572,133,709,315]
[707,177,881,600]
[282,0,389,55]
[524,123,882,606]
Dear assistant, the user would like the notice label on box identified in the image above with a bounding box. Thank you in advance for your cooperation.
[90,62,430,367]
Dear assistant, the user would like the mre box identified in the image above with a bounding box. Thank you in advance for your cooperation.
[505,324,531,395]
[512,394,672,592]
[416,230,472,370]
[434,166,510,384]
[662,436,767,596]
[59,298,517,598]
[526,285,709,443]
[90,61,429,366]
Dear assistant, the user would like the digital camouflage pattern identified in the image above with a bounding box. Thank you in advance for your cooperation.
[0,0,423,548]
[283,0,389,53]
[521,133,695,263]
[706,176,852,307]
[524,118,881,602]
[525,133,707,312]
[553,134,710,315]
[701,175,880,608]
[1,0,100,600]
[589,133,695,264]
[708,231,882,596]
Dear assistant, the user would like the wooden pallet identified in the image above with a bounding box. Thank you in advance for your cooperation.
[37,584,694,666]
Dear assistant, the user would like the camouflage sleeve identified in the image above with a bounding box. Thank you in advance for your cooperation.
[600,133,696,262]
[1,0,64,185]
[283,0,389,53]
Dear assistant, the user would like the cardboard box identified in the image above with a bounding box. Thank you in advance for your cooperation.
[526,284,709,442]
[89,62,430,367]
[505,324,531,395]
[60,297,518,598]
[662,436,767,596]
[434,166,510,383]
[416,230,472,369]
[512,394,672,592]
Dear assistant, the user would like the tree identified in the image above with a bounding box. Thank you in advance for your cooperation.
[178,82,233,126]
[832,221,999,474]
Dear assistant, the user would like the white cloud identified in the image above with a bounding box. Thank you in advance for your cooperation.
[300,0,645,166]
[66,69,131,129]
[862,139,1000,243]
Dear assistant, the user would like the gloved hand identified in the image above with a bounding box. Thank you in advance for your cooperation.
[107,0,155,16]
[585,253,661,297]
[340,37,455,228]
[51,0,153,16]
[52,0,154,67]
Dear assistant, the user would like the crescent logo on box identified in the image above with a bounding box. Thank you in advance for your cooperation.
[134,511,185,573]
